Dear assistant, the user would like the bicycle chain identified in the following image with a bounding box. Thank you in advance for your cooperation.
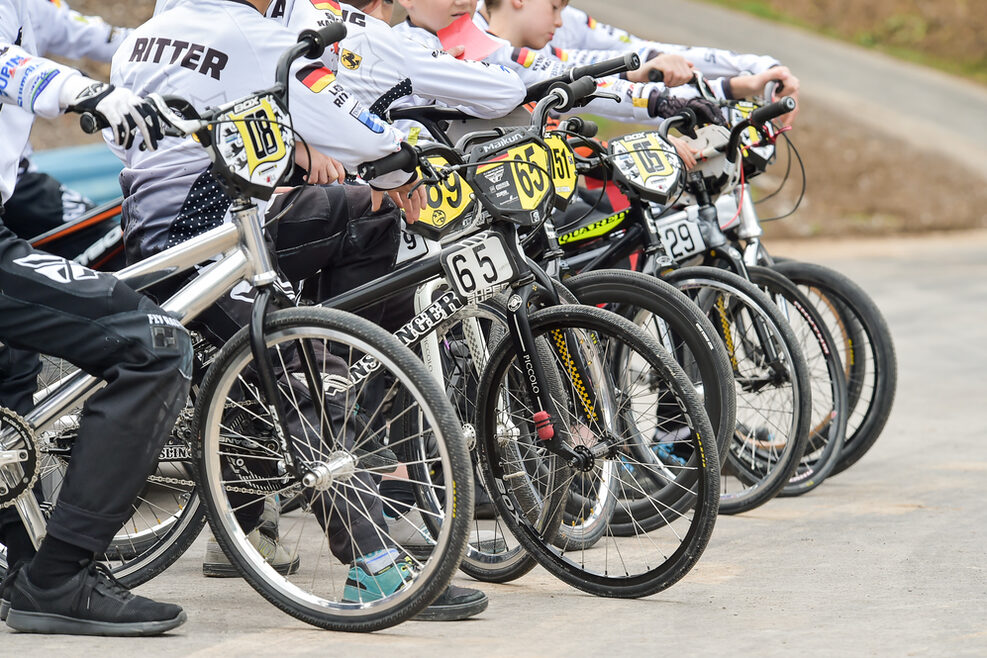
[0,407,39,510]
[144,472,302,500]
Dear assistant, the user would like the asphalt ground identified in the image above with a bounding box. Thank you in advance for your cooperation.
[3,229,985,656]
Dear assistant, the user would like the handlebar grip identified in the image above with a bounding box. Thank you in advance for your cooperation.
[648,69,664,83]
[358,142,418,181]
[566,116,598,138]
[298,23,347,58]
[569,52,640,82]
[80,112,107,134]
[750,96,796,126]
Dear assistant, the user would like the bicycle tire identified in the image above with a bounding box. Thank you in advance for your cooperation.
[561,269,735,534]
[746,266,847,496]
[476,304,719,598]
[771,261,897,474]
[193,307,472,632]
[2,357,206,588]
[661,266,811,514]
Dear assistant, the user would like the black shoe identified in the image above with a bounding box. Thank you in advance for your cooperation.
[0,561,24,622]
[5,560,186,636]
[413,584,488,622]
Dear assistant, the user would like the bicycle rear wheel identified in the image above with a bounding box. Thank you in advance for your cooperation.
[662,267,811,514]
[476,305,719,598]
[771,261,897,474]
[746,266,847,496]
[193,307,471,632]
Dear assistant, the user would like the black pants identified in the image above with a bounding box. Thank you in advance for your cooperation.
[2,170,93,240]
[0,222,192,554]
[135,184,403,564]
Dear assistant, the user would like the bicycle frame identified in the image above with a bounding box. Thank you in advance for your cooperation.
[2,199,284,548]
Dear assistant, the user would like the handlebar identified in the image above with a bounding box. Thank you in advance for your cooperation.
[749,96,796,127]
[523,52,640,103]
[357,142,418,182]
[648,69,664,83]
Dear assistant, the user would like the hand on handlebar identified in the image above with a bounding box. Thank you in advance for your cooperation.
[295,148,346,185]
[371,181,427,224]
[62,80,164,150]
[668,135,699,170]
[729,66,801,125]
[627,53,694,86]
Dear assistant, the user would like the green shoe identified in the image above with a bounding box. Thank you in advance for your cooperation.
[342,548,413,603]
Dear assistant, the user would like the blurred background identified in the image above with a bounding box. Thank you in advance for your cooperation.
[41,0,987,239]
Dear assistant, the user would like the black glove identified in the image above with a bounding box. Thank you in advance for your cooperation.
[649,94,726,138]
[63,81,163,150]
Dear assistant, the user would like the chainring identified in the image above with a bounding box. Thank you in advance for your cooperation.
[0,407,38,509]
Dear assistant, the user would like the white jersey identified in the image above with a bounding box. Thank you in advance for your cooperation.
[28,0,129,62]
[0,0,85,202]
[393,19,699,126]
[474,4,780,82]
[267,0,524,122]
[109,0,408,260]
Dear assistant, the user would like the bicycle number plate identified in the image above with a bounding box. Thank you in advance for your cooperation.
[412,154,477,241]
[544,134,577,208]
[440,232,517,302]
[396,227,440,265]
[655,217,706,261]
[608,131,682,204]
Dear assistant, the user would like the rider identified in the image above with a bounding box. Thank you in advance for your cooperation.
[0,0,193,636]
[5,0,131,241]
[110,0,486,621]
[473,1,801,125]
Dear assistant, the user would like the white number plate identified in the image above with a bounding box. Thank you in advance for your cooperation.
[396,228,441,265]
[656,217,706,261]
[440,232,517,301]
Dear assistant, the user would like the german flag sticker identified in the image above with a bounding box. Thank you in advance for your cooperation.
[296,63,336,93]
[551,47,569,62]
[511,48,537,68]
[587,16,598,29]
[309,0,342,14]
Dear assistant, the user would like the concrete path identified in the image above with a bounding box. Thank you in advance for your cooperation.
[579,0,987,180]
[4,230,986,656]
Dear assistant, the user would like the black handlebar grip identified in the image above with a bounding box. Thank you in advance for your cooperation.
[750,96,796,126]
[80,112,108,134]
[358,142,418,181]
[570,52,640,82]
[648,69,664,83]
[299,23,348,58]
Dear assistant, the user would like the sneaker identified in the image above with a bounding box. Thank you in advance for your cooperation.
[0,561,24,622]
[413,584,488,622]
[202,528,300,578]
[385,508,508,560]
[5,560,186,636]
[342,548,487,621]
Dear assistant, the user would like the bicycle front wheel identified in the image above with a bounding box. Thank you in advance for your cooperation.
[476,305,719,598]
[193,307,472,632]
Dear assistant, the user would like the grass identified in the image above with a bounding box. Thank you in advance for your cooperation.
[698,0,987,86]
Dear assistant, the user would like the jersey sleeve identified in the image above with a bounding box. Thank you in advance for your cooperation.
[0,23,81,117]
[552,6,640,51]
[28,0,129,62]
[390,35,525,119]
[288,61,410,189]
[645,41,780,78]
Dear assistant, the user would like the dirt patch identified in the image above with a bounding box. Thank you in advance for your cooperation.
[705,0,987,81]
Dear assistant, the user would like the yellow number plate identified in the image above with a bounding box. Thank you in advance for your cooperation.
[417,155,475,235]
[545,134,577,207]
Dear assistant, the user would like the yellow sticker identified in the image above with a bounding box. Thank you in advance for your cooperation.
[477,142,552,211]
[544,134,577,205]
[557,210,627,245]
[227,97,288,178]
[417,155,475,231]
[340,49,362,70]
